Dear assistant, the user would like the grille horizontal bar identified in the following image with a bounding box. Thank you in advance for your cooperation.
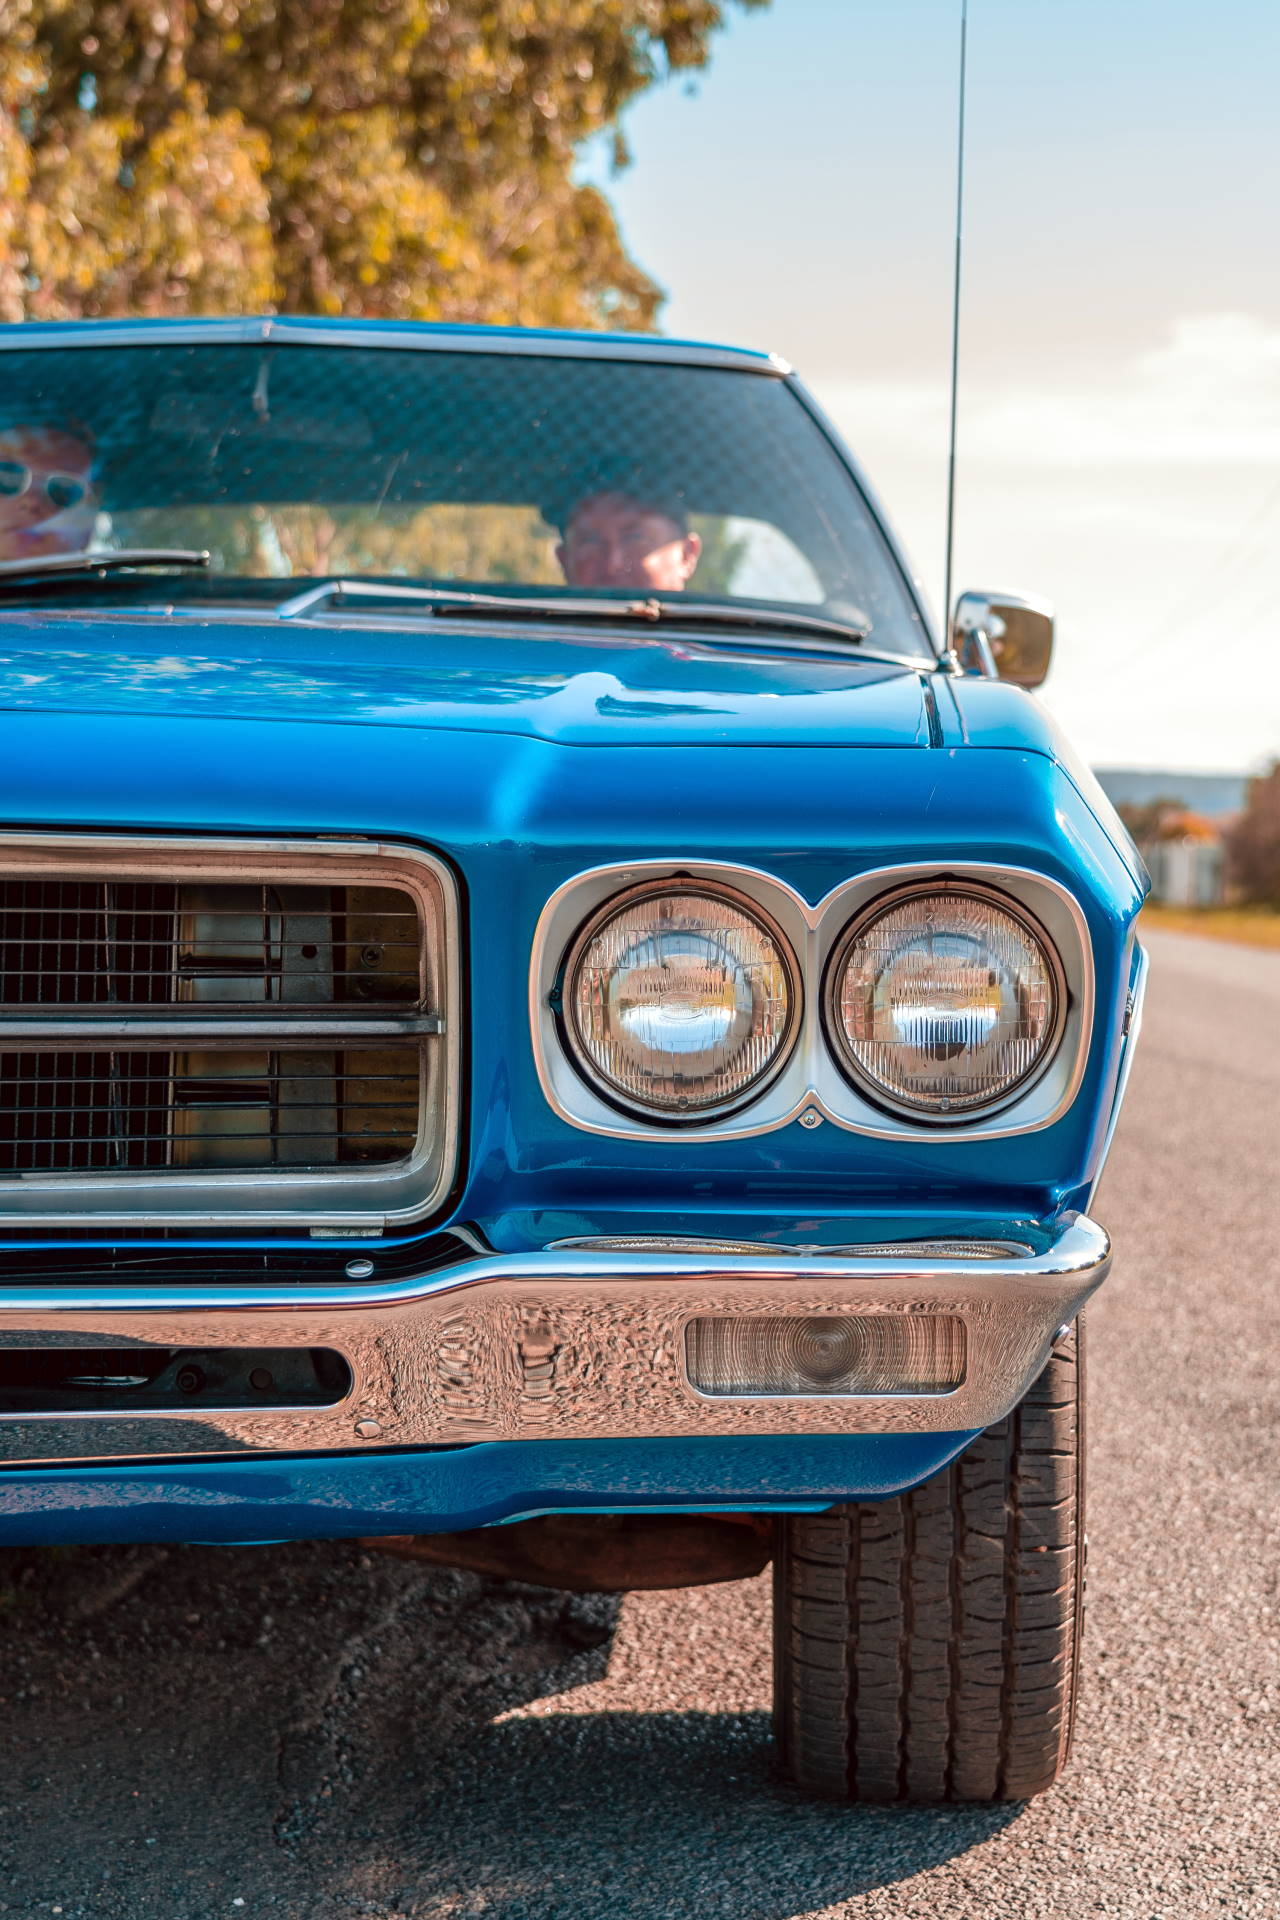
[0,1013,444,1048]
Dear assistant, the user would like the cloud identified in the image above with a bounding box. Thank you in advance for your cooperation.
[824,312,1280,473]
[812,314,1280,771]
[976,314,1280,469]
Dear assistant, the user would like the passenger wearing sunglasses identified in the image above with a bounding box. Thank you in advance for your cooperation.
[0,423,96,561]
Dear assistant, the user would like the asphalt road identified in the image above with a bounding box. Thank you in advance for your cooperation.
[1,927,1277,1919]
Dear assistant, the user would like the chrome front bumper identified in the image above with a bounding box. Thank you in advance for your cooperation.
[0,1215,1109,1467]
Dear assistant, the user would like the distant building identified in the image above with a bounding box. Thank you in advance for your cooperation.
[1094,767,1247,820]
[1092,769,1254,906]
[1139,809,1226,907]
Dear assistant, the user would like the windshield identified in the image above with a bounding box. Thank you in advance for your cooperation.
[0,342,931,655]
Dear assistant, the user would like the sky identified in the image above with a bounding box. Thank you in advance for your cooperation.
[591,0,1280,773]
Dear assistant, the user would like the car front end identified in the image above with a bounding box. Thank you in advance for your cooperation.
[0,319,1145,1800]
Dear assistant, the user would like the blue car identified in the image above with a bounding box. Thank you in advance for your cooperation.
[0,318,1145,1803]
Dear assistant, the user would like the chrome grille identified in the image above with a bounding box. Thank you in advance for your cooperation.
[0,838,457,1226]
[0,1049,422,1173]
[0,878,420,1006]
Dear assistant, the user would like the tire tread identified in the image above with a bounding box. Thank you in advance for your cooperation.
[774,1322,1085,1803]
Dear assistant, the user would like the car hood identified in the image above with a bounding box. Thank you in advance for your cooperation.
[0,608,934,748]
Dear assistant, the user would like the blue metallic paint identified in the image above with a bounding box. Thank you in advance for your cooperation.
[0,678,1142,1233]
[0,320,1145,1542]
[0,1432,982,1548]
[938,673,1146,888]
[0,615,934,743]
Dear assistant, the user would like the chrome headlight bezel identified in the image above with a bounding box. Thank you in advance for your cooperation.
[557,878,802,1124]
[531,858,1094,1145]
[821,881,1069,1124]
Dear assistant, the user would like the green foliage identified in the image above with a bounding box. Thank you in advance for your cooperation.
[0,0,766,327]
[113,499,561,583]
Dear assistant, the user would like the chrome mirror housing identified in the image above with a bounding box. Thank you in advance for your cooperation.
[952,590,1055,688]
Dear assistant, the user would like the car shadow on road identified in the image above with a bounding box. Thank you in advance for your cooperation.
[0,1538,1022,1919]
[380,1706,1023,1920]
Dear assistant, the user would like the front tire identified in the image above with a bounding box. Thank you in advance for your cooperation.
[773,1321,1085,1802]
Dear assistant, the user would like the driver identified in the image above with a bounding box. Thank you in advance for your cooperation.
[0,423,96,562]
[554,486,701,593]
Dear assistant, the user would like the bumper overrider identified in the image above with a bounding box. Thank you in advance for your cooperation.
[0,1215,1108,1469]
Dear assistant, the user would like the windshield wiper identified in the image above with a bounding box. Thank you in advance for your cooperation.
[274,577,871,648]
[630,597,871,648]
[0,549,210,587]
[275,579,575,621]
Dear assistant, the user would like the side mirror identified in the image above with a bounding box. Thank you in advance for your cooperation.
[952,590,1055,689]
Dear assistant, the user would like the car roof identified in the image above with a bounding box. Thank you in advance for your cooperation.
[0,315,792,377]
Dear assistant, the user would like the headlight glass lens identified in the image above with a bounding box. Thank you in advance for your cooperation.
[828,889,1060,1116]
[567,887,796,1116]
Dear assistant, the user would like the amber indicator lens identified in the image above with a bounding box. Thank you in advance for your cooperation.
[685,1312,965,1397]
[828,889,1061,1117]
[567,887,796,1116]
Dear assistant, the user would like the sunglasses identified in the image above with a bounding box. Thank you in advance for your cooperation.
[0,458,90,513]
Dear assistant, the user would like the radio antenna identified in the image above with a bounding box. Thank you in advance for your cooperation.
[941,0,969,654]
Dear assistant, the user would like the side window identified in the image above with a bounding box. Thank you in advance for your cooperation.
[689,515,824,603]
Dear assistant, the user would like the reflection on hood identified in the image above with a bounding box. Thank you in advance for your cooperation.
[0,617,930,748]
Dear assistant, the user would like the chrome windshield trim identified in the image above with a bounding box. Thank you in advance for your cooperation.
[0,318,787,375]
[0,1214,1110,1463]
[0,596,945,672]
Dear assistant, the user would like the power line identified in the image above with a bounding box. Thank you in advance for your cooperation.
[940,0,969,649]
[1113,473,1280,676]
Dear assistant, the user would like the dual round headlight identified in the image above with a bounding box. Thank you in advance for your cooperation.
[824,885,1064,1117]
[559,881,1064,1124]
[564,885,798,1117]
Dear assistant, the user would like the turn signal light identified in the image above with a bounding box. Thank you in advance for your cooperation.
[684,1312,965,1397]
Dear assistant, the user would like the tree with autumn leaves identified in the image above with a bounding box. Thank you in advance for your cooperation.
[1226,762,1280,908]
[0,0,765,329]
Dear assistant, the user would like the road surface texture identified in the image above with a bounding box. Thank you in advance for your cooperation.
[0,927,1276,1918]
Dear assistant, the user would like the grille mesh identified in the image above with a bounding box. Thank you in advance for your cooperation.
[0,878,425,1175]
[0,879,419,1006]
